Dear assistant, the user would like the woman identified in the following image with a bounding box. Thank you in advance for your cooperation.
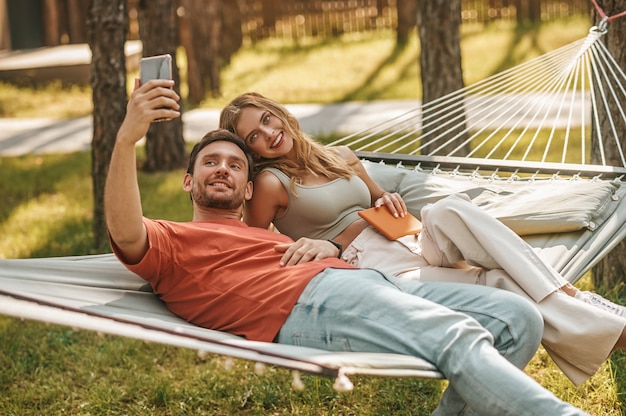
[219,91,626,386]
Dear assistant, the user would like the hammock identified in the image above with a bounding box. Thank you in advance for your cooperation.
[331,21,626,283]
[0,254,442,389]
[1,21,625,390]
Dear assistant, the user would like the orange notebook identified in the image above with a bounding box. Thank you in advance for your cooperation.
[358,207,423,240]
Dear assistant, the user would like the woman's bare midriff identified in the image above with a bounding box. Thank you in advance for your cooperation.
[332,218,370,250]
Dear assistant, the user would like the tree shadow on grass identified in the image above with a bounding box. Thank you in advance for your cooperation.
[339,41,418,102]
[0,152,90,225]
[0,151,190,258]
[226,35,389,98]
[27,216,97,257]
[488,22,547,78]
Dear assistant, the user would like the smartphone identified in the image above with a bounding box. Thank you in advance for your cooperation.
[139,54,172,84]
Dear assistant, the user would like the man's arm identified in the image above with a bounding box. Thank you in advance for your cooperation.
[274,238,342,266]
[104,79,180,264]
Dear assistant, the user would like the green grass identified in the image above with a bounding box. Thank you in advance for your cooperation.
[202,17,591,109]
[0,315,443,415]
[1,136,625,415]
[0,81,92,119]
[2,16,625,415]
[0,17,591,118]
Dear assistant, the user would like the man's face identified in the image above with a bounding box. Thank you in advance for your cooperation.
[185,141,252,210]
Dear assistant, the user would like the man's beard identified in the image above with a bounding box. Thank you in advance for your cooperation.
[192,182,245,210]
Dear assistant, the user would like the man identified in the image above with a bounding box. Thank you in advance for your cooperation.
[105,79,589,415]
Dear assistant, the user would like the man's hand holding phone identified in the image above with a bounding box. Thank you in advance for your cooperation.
[137,54,179,123]
[117,78,180,146]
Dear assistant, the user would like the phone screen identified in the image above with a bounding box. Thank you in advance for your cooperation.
[140,54,172,84]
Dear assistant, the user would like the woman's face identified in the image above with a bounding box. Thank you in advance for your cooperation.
[235,106,294,159]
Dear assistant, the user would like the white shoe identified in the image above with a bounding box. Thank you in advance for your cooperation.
[576,290,626,317]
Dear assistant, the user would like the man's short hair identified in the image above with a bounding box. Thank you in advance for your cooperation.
[187,129,254,180]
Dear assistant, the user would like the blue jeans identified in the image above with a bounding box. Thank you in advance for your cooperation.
[277,268,588,416]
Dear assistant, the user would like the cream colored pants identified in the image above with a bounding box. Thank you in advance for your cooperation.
[342,193,625,386]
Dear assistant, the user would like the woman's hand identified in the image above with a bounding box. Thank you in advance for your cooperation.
[374,191,408,218]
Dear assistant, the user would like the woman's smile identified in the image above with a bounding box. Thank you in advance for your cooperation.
[270,132,284,149]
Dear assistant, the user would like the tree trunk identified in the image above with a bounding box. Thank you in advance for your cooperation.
[206,0,222,97]
[221,1,243,66]
[262,0,280,34]
[528,0,542,22]
[416,0,469,156]
[396,0,416,46]
[137,0,186,172]
[514,0,542,23]
[180,0,231,105]
[178,2,201,105]
[590,0,626,295]
[179,0,214,104]
[42,0,60,46]
[0,0,10,50]
[67,0,89,43]
[87,0,128,251]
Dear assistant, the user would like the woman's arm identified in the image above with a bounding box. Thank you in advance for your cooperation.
[243,170,289,229]
[335,146,407,218]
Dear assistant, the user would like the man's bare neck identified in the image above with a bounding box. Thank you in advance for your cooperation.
[193,206,242,222]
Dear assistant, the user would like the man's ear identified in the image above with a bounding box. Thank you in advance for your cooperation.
[244,180,253,201]
[182,173,192,192]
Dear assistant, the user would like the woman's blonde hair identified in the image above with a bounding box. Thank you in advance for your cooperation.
[219,92,357,191]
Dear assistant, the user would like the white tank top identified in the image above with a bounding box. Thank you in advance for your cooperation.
[264,167,371,240]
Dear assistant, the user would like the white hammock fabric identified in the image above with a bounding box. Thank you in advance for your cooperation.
[0,254,443,385]
[1,25,625,388]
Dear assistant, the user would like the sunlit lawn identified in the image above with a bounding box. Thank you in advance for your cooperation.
[2,15,625,415]
[0,17,592,118]
[0,150,624,414]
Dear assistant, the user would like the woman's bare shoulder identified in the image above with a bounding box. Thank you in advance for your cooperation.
[255,169,285,188]
[332,145,358,161]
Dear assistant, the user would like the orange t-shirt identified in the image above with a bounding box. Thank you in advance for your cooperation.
[113,218,354,342]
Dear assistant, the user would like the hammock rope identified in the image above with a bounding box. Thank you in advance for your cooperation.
[329,23,626,180]
[590,0,626,23]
